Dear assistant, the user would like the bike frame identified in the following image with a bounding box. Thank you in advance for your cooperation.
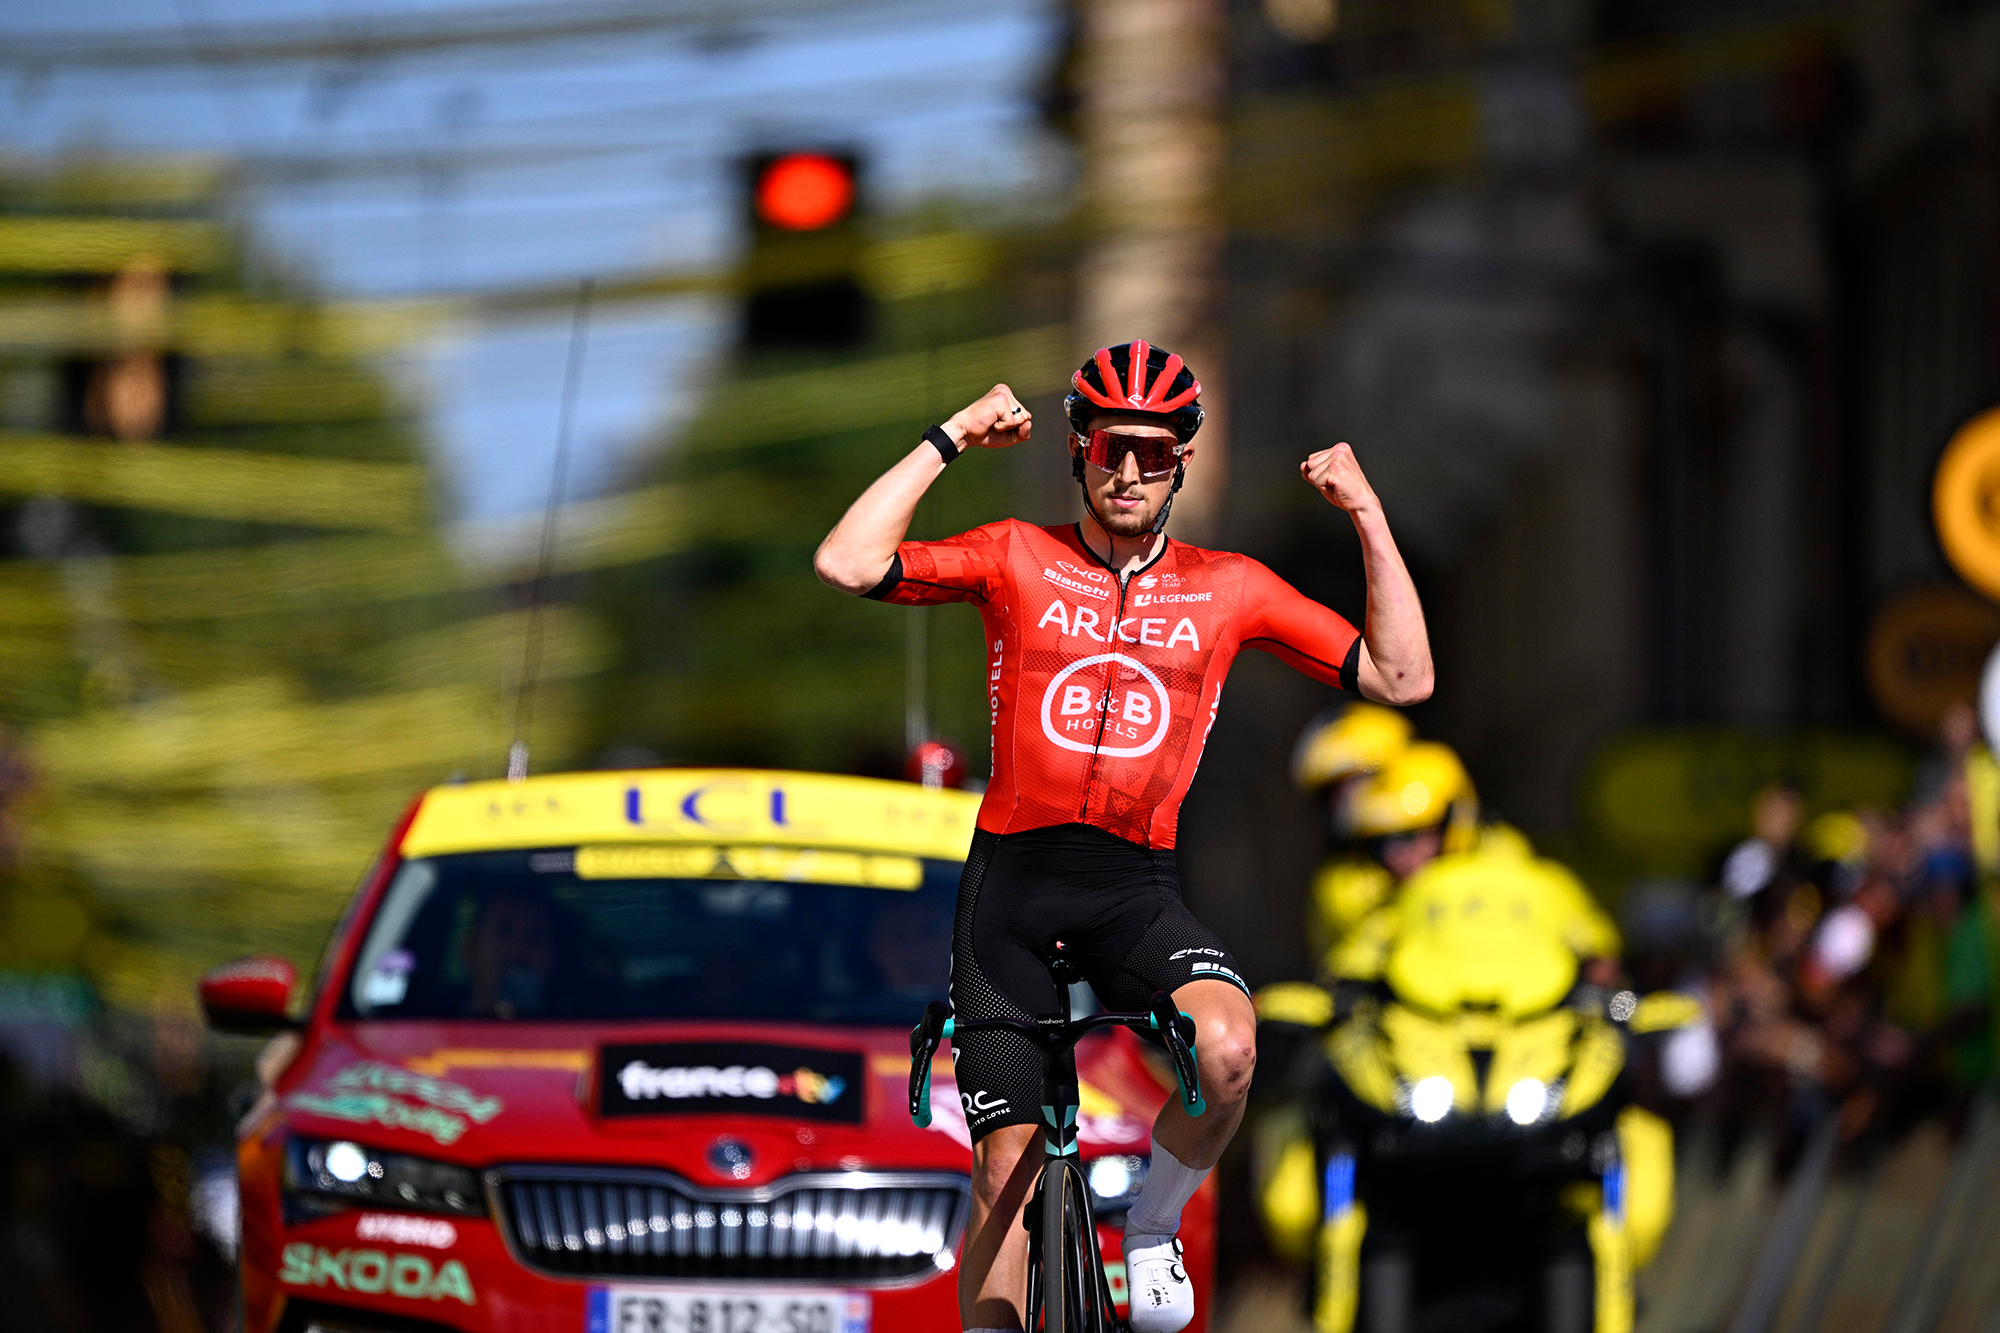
[909,944,1203,1333]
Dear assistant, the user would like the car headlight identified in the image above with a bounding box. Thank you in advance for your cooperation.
[285,1137,486,1218]
[1086,1155,1148,1214]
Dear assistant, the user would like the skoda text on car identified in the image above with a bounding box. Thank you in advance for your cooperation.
[205,769,1217,1333]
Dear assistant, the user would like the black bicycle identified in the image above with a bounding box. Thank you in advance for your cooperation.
[909,939,1204,1333]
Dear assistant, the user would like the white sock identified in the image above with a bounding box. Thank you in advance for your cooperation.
[1124,1141,1210,1238]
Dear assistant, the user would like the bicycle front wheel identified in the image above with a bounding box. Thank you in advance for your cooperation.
[1033,1159,1116,1333]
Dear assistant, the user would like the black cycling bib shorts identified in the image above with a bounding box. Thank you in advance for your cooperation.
[947,823,1251,1141]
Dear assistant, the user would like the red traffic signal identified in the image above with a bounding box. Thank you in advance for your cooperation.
[906,740,970,790]
[753,152,856,231]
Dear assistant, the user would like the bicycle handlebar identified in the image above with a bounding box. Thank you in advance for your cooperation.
[909,1000,953,1128]
[1148,991,1206,1118]
[908,992,1204,1127]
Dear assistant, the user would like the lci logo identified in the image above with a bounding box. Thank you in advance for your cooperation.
[1039,654,1173,757]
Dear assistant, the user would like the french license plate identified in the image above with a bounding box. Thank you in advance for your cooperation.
[586,1285,870,1333]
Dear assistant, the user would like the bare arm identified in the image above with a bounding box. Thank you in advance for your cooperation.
[1301,442,1434,705]
[814,383,1030,595]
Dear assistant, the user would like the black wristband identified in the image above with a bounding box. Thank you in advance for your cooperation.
[923,424,960,464]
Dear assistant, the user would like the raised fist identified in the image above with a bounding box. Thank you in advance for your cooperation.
[948,384,1032,450]
[1301,441,1380,516]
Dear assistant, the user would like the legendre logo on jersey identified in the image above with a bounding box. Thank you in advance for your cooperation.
[1041,654,1174,758]
[599,1042,864,1122]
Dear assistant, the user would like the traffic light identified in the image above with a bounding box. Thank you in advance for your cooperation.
[742,149,868,348]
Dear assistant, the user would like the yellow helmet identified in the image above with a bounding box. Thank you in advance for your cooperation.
[1290,703,1413,791]
[1338,741,1478,849]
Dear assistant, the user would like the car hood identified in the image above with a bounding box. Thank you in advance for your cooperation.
[277,1020,1163,1189]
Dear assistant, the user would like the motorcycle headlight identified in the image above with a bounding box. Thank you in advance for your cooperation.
[1408,1076,1454,1124]
[1505,1078,1550,1126]
[1086,1155,1148,1214]
[285,1137,486,1218]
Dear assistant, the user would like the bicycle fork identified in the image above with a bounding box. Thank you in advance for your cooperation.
[1027,1040,1124,1333]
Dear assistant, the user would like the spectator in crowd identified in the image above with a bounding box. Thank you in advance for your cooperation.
[1699,704,2000,1149]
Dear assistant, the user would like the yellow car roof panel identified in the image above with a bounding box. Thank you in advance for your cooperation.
[401,769,982,861]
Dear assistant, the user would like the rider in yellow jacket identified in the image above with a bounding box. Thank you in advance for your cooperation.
[1308,740,1506,962]
[1292,705,1415,959]
[1325,844,1621,990]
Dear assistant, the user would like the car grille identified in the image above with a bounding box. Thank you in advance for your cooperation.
[488,1167,971,1285]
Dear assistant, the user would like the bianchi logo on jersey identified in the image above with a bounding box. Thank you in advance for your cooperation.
[1042,566,1112,600]
[1040,653,1173,758]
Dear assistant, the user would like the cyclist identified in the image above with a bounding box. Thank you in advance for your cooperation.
[815,342,1432,1333]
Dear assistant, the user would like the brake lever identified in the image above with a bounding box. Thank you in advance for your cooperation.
[908,1000,953,1127]
[1147,991,1206,1117]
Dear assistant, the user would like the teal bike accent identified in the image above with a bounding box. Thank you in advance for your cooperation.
[905,942,1205,1333]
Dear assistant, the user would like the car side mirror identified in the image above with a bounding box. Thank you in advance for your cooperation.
[199,956,302,1035]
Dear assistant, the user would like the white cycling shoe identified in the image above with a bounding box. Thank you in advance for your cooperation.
[1122,1231,1193,1333]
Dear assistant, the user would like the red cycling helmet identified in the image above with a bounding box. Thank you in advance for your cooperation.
[1065,341,1203,535]
[1063,340,1204,444]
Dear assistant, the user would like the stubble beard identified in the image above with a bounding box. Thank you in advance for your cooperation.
[1088,490,1156,539]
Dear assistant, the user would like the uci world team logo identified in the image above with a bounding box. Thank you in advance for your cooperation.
[1040,654,1172,758]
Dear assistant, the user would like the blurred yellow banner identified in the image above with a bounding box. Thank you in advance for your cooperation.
[0,216,227,272]
[0,484,689,625]
[0,293,448,359]
[0,233,1006,357]
[670,324,1069,456]
[0,431,426,531]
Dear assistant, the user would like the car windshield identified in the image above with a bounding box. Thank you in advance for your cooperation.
[340,846,957,1025]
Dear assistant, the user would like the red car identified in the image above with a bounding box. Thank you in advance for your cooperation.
[204,769,1216,1333]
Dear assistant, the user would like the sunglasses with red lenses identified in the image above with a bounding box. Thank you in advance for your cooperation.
[1079,429,1184,479]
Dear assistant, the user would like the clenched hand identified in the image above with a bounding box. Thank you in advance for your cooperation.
[1301,442,1379,516]
[948,384,1032,449]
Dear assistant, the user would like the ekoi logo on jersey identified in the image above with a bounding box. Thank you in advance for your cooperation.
[1041,654,1174,757]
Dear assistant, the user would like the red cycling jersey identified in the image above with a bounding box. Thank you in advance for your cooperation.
[866,519,1363,848]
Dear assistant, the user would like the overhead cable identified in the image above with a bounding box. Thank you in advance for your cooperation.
[0,0,906,69]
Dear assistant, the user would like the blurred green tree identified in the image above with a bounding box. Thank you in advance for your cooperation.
[0,158,603,1008]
